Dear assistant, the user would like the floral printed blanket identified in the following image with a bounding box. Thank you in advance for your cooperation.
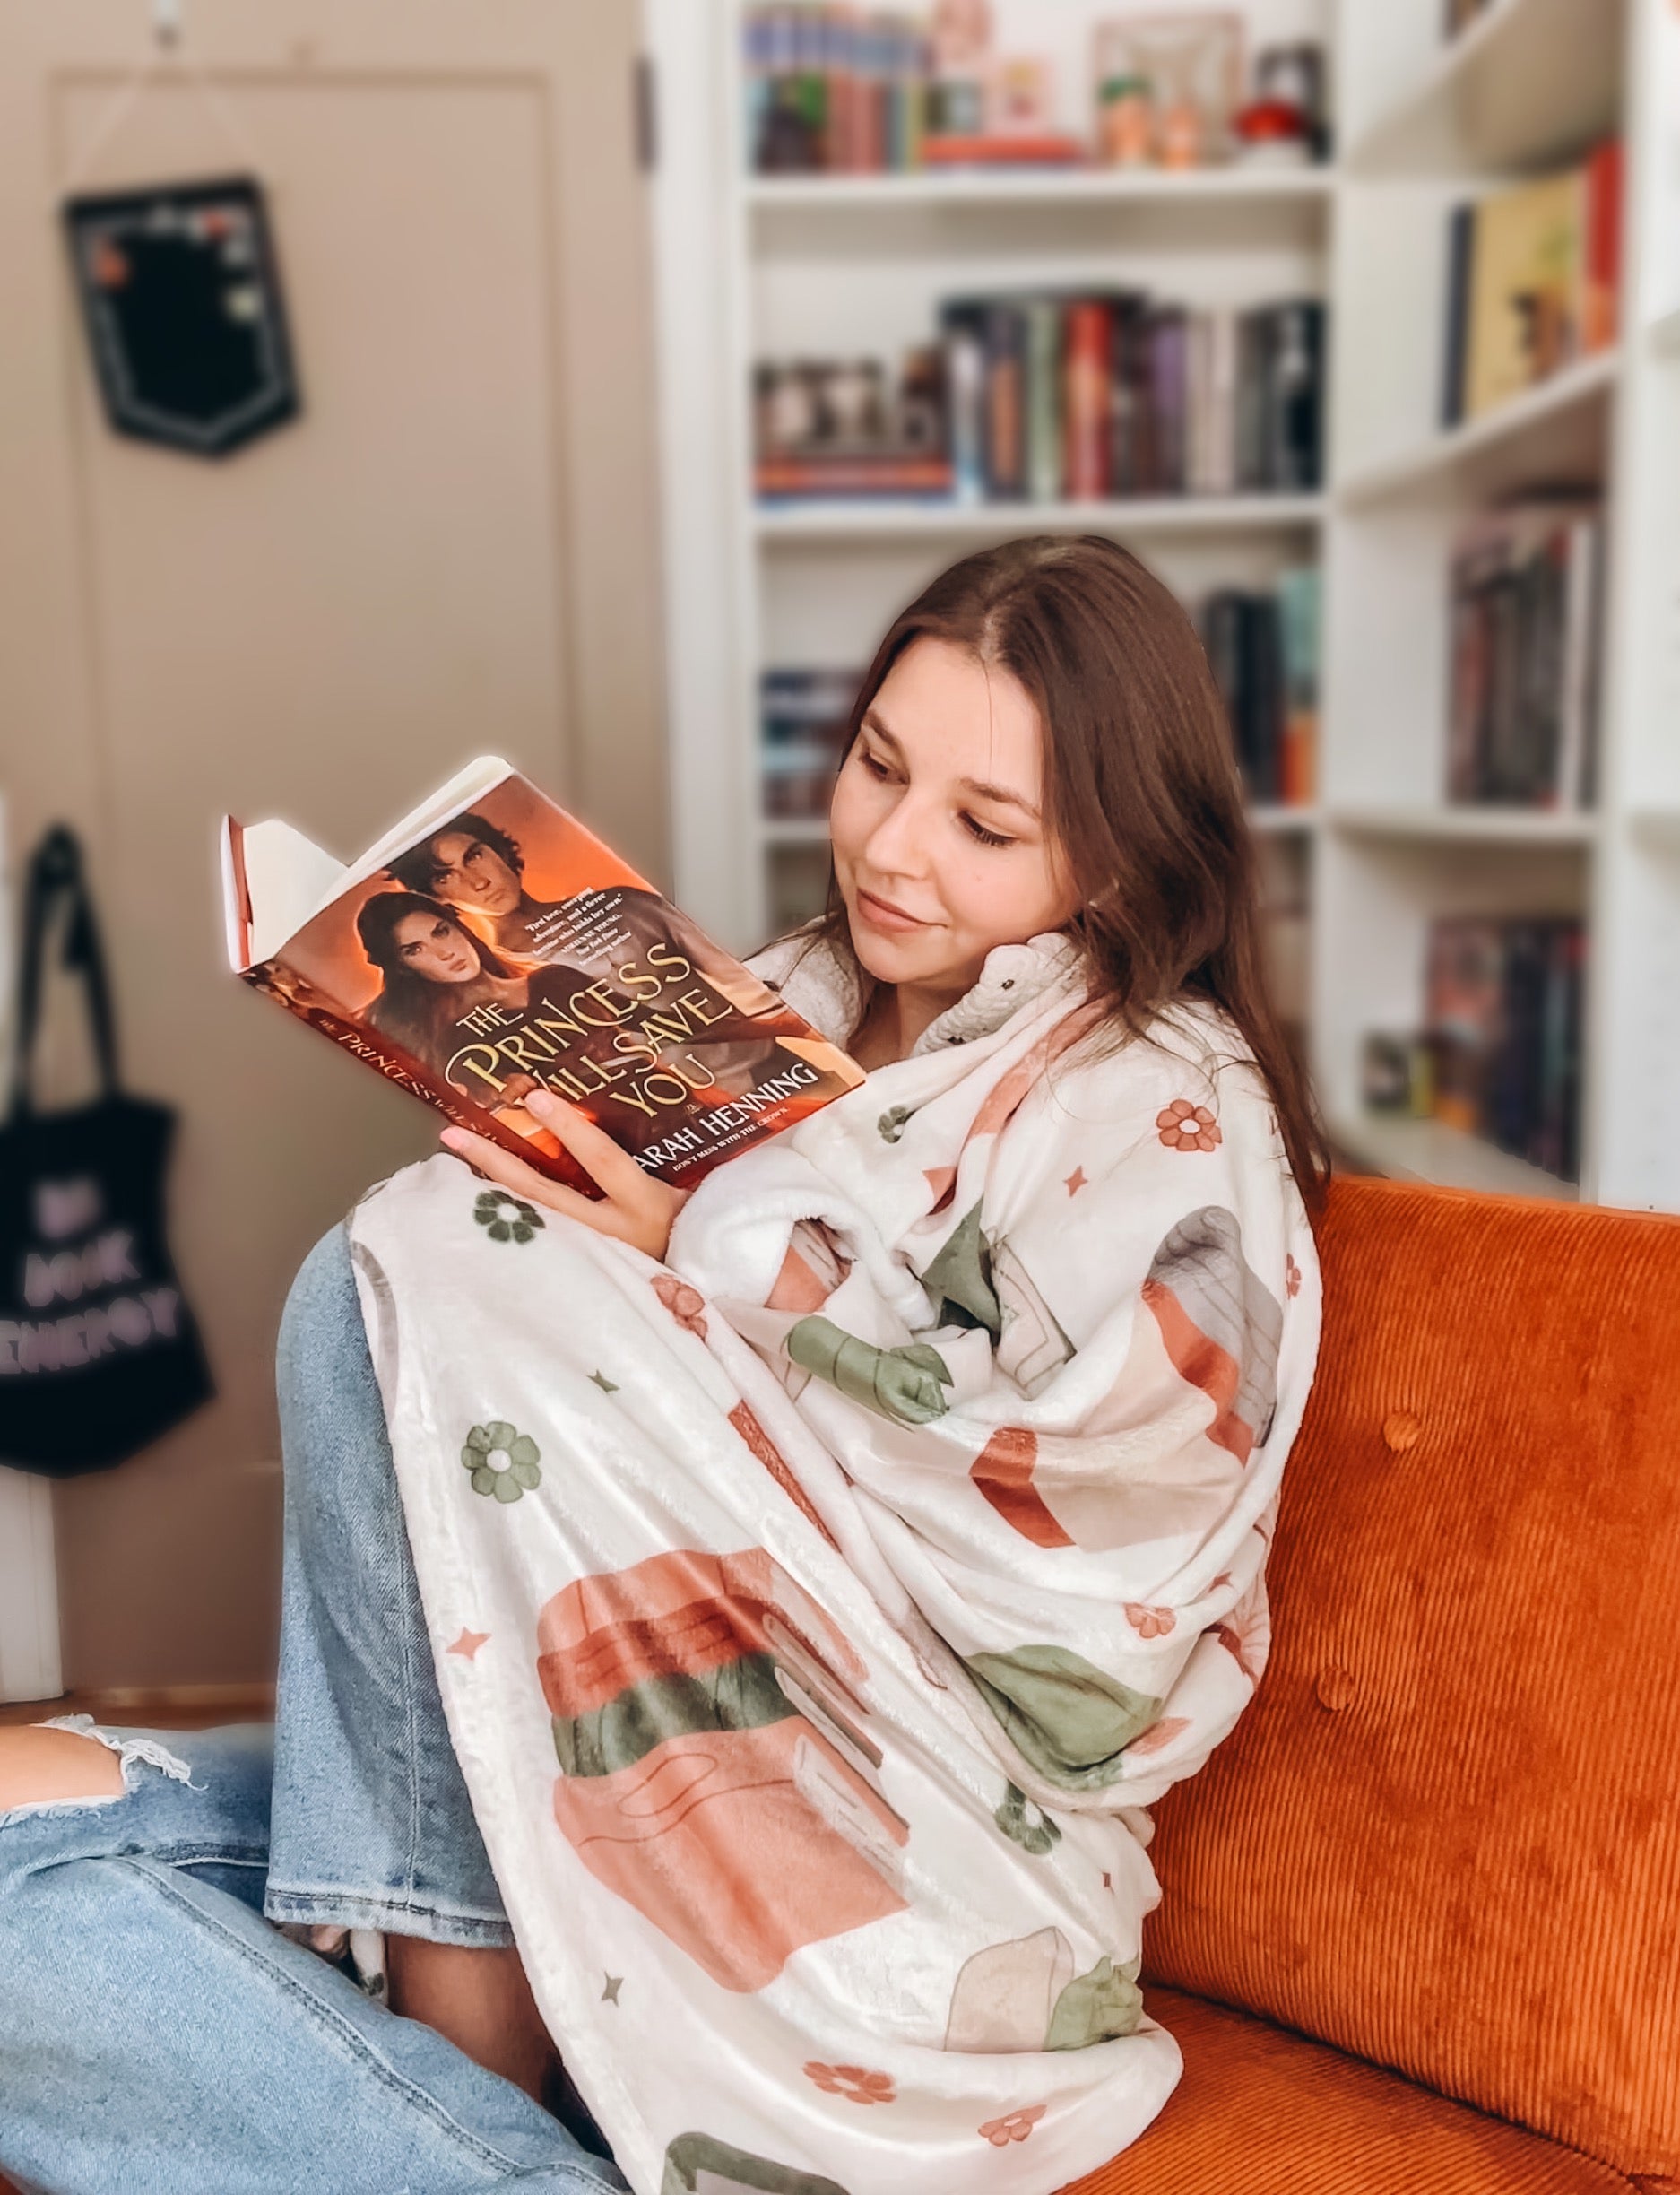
[345,924,1321,2195]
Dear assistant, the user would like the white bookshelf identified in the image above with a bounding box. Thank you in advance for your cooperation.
[647,0,1680,1211]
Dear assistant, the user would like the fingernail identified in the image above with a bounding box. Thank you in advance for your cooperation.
[441,1127,469,1150]
[525,1089,557,1116]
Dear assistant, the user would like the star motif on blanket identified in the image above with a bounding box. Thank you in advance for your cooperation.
[602,1974,623,2005]
[446,1628,489,1661]
[589,1370,619,1392]
[1063,1165,1088,1196]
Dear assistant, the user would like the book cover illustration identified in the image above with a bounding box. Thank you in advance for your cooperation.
[225,760,864,1193]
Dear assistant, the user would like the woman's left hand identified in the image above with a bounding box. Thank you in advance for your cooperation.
[440,1089,690,1263]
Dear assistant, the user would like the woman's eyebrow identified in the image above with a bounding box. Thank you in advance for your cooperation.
[863,708,1040,818]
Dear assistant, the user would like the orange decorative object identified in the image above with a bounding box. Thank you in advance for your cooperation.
[1065,1176,1680,2193]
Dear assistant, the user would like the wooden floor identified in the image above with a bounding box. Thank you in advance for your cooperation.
[0,1686,274,1730]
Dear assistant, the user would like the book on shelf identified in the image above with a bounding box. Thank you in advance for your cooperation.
[1445,499,1604,809]
[221,758,864,1194]
[760,667,860,818]
[1364,914,1586,1184]
[1199,568,1320,808]
[1442,143,1623,429]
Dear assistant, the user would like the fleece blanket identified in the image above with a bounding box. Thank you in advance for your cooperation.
[345,924,1321,2195]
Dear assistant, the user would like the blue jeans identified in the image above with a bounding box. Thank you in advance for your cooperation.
[0,1228,627,2195]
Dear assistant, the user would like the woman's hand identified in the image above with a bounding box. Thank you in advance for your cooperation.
[440,1089,690,1263]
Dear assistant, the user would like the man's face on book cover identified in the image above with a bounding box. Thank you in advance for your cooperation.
[426,829,522,917]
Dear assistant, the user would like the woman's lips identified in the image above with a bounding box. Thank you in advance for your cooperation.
[856,888,929,935]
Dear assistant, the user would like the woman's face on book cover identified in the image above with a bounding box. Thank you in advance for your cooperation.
[390,910,484,985]
[828,637,1078,1000]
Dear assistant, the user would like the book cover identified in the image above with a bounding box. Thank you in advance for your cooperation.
[223,759,864,1194]
[1465,169,1584,421]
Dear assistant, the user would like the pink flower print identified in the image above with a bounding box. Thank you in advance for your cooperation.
[1216,1580,1269,1685]
[651,1272,707,1340]
[804,2062,895,2106]
[979,2104,1046,2147]
[1156,1098,1221,1154]
[1127,1715,1191,1758]
[1124,1602,1176,1640]
[1286,1253,1303,1299]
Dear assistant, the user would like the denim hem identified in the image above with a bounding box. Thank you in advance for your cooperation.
[262,1883,515,1949]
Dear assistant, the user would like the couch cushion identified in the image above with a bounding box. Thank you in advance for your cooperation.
[1142,1178,1680,2179]
[1063,1987,1640,2195]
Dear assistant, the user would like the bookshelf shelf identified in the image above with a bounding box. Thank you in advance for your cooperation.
[654,0,1675,1212]
[746,168,1335,213]
[756,495,1329,542]
[1330,1112,1580,1203]
[1338,348,1620,509]
[1344,0,1624,178]
[1328,806,1598,846]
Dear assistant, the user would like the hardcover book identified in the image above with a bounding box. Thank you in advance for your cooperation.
[221,757,864,1194]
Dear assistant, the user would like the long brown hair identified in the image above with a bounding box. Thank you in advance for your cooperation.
[787,534,1329,1211]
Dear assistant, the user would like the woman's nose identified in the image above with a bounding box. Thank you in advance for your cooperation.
[864,792,930,875]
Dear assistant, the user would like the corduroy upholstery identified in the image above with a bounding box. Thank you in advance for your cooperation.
[1066,1176,1680,2195]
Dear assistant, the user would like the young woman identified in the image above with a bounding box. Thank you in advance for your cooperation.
[0,536,1325,2195]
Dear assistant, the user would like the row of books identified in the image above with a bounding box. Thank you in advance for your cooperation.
[1447,499,1604,810]
[746,6,934,176]
[754,294,1327,504]
[1364,915,1586,1184]
[1200,570,1320,810]
[1442,142,1622,429]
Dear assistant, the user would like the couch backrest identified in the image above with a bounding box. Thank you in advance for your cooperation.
[1143,1176,1680,2179]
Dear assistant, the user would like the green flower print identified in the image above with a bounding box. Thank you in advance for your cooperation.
[461,1420,541,1503]
[876,1105,914,1144]
[993,1781,1062,1858]
[474,1189,545,1245]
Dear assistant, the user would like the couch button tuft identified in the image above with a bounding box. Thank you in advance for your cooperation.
[1315,1667,1356,1713]
[1382,1411,1421,1452]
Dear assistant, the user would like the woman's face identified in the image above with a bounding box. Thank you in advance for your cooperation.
[389,910,482,985]
[827,637,1080,998]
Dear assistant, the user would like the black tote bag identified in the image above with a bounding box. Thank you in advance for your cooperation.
[0,826,212,1474]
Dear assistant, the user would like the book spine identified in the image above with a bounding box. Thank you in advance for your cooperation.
[1442,203,1475,428]
[1276,566,1320,807]
[1207,308,1238,497]
[942,303,988,503]
[983,301,1028,499]
[1024,299,1063,505]
[1583,138,1624,355]
[1265,300,1324,491]
[1234,309,1269,490]
[1149,308,1188,496]
[1064,300,1111,500]
[241,968,601,1197]
[1109,301,1144,496]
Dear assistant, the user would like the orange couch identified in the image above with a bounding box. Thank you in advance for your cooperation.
[1068,1176,1680,2195]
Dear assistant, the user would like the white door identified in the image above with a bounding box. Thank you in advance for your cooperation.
[0,0,666,1694]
